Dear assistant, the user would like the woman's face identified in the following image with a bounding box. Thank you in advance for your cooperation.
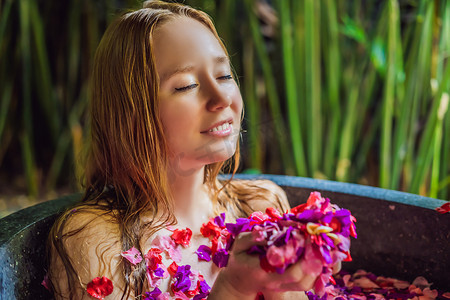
[153,17,243,173]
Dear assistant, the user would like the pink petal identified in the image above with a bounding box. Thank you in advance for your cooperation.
[168,247,182,263]
[300,243,323,277]
[353,269,368,276]
[166,225,176,231]
[151,235,182,263]
[121,247,143,265]
[146,268,163,289]
[251,225,267,242]
[412,276,432,288]
[422,288,438,299]
[353,277,380,289]
[173,291,190,300]
[393,280,410,289]
[41,274,51,291]
[368,293,385,300]
[313,268,332,296]
[343,274,353,288]
[152,235,176,251]
[266,246,286,268]
[284,239,301,265]
[157,292,173,300]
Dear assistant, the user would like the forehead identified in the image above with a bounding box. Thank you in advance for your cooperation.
[152,16,227,74]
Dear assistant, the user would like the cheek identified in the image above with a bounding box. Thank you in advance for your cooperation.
[232,88,244,118]
[159,101,199,137]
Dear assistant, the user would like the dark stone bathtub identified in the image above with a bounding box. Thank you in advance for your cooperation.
[0,175,448,299]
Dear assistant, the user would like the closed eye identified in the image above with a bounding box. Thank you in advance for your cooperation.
[175,83,199,92]
[218,74,233,80]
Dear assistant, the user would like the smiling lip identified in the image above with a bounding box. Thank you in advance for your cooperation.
[201,118,233,137]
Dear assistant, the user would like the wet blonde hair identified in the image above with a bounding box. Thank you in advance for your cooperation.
[48,1,286,299]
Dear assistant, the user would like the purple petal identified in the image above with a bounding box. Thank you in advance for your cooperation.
[143,287,162,300]
[334,209,351,218]
[153,267,165,277]
[226,218,251,237]
[296,209,323,223]
[199,280,211,293]
[195,245,212,262]
[214,213,226,228]
[321,212,333,224]
[320,233,335,249]
[212,249,229,268]
[319,245,333,264]
[173,265,192,292]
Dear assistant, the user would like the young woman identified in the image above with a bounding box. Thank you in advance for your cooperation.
[48,1,326,299]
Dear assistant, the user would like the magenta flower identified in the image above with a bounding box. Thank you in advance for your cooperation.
[214,213,226,227]
[121,246,143,265]
[212,248,229,268]
[199,191,357,297]
[143,287,162,300]
[195,245,212,262]
[171,265,193,293]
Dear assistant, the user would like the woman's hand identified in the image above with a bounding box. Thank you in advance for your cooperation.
[208,232,318,300]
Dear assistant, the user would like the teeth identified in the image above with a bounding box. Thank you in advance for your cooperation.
[209,122,230,132]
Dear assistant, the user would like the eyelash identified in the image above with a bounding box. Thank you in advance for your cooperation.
[218,74,233,80]
[174,75,233,92]
[175,84,198,92]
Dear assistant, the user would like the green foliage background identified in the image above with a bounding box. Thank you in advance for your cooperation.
[0,0,449,200]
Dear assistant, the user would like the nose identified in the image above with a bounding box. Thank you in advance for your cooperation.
[205,80,233,112]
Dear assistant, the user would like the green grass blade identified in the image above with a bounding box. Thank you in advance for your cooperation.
[66,0,81,106]
[438,0,450,200]
[411,64,450,194]
[20,0,39,196]
[429,110,444,199]
[278,0,307,176]
[390,1,433,190]
[336,74,359,182]
[242,29,262,170]
[404,1,434,192]
[292,0,306,165]
[244,0,293,173]
[304,0,322,176]
[45,130,70,192]
[322,0,341,179]
[0,81,13,143]
[29,0,60,142]
[380,0,399,188]
[0,0,14,45]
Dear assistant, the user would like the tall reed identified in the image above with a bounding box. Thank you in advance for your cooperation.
[0,0,447,200]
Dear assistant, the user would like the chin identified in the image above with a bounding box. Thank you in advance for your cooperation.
[202,147,238,168]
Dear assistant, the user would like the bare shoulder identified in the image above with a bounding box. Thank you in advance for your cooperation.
[238,179,291,213]
[49,206,125,299]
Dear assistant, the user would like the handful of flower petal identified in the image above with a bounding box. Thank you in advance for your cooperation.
[197,191,357,296]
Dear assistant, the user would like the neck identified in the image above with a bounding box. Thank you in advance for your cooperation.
[167,164,213,229]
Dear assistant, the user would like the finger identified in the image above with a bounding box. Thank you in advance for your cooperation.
[277,280,315,292]
[231,231,267,253]
[275,263,316,291]
[332,261,341,274]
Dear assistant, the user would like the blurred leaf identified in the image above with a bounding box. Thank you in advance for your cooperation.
[370,37,387,76]
[339,15,367,45]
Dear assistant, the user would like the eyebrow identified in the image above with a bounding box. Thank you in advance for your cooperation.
[160,55,229,82]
